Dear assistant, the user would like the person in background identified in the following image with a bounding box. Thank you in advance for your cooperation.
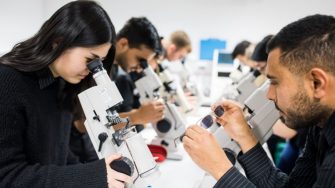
[251,35,273,86]
[0,1,130,187]
[230,40,257,82]
[274,122,308,174]
[159,30,191,77]
[183,14,335,187]
[160,31,199,111]
[159,30,192,88]
[161,30,192,62]
[113,17,165,128]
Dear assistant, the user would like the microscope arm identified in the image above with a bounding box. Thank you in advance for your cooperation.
[78,59,159,186]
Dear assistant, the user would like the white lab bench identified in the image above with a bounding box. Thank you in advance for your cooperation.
[139,107,212,188]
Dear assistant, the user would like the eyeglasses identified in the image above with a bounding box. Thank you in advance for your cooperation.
[174,105,225,145]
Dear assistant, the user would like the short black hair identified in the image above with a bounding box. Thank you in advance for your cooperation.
[251,35,273,62]
[232,40,251,59]
[116,17,162,55]
[267,14,335,75]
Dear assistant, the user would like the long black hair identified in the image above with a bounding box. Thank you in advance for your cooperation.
[1,1,115,72]
[0,1,116,117]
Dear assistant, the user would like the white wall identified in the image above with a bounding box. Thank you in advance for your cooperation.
[1,0,335,58]
[0,0,45,54]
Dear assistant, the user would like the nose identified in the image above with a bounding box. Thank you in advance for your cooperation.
[266,85,276,101]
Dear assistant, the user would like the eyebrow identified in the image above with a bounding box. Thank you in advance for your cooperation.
[266,74,277,80]
[90,52,106,60]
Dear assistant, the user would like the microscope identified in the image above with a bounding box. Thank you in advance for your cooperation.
[174,59,201,104]
[78,59,159,187]
[229,68,246,84]
[157,64,193,114]
[196,80,280,188]
[214,80,279,159]
[235,70,262,104]
[134,60,186,160]
[220,69,264,103]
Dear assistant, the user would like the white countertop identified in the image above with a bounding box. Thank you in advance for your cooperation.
[139,107,214,188]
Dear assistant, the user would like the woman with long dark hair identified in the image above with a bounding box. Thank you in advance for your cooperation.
[0,1,130,187]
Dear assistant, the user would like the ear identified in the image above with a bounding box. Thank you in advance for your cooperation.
[309,68,328,99]
[116,38,129,52]
[169,44,177,52]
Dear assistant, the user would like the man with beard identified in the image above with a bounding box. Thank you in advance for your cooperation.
[182,14,335,187]
[112,17,165,129]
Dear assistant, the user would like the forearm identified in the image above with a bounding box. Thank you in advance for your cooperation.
[119,110,143,125]
[214,167,256,188]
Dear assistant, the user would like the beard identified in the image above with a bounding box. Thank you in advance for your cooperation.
[276,88,332,129]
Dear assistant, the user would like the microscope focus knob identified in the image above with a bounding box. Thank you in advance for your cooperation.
[110,157,135,176]
[156,118,172,133]
[161,140,169,147]
[98,132,108,152]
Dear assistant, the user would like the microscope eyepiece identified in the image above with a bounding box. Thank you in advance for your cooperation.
[157,64,166,72]
[200,115,214,129]
[129,71,145,81]
[214,106,224,117]
[253,69,261,77]
[87,59,104,74]
[199,106,224,129]
[139,59,149,69]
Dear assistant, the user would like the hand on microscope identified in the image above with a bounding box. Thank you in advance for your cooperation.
[105,154,131,188]
[183,125,233,180]
[183,100,258,180]
[131,99,165,125]
[212,100,258,153]
[184,90,198,109]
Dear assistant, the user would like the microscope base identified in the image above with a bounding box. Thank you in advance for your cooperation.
[166,152,183,160]
[151,136,183,161]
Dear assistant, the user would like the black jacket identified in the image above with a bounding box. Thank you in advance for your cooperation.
[214,113,335,188]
